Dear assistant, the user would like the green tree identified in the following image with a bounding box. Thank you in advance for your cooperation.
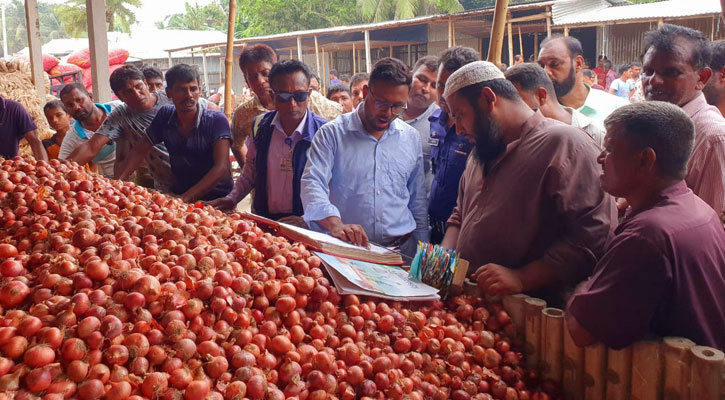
[357,0,463,23]
[56,0,142,37]
[2,0,69,54]
[156,1,227,31]
[237,0,361,36]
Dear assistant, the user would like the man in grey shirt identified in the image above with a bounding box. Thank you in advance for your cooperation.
[402,56,440,197]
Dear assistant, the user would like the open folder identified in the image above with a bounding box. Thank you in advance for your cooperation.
[240,212,404,265]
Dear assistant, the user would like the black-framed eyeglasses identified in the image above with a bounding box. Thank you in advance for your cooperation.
[368,89,407,115]
[274,90,310,103]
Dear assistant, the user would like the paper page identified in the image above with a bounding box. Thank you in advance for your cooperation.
[280,222,393,255]
[317,252,439,298]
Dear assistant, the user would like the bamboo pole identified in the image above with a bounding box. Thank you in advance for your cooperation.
[289,49,293,59]
[563,317,585,400]
[223,0,236,121]
[564,26,570,36]
[541,308,564,383]
[364,30,372,73]
[407,44,412,66]
[534,32,539,60]
[352,42,356,75]
[631,340,664,400]
[314,36,321,83]
[448,16,453,48]
[502,294,528,346]
[689,346,724,400]
[518,25,523,60]
[322,48,327,94]
[452,18,456,46]
[202,51,209,96]
[297,36,303,61]
[546,6,552,37]
[507,22,513,66]
[607,346,633,400]
[524,298,546,368]
[663,337,695,400]
[25,0,45,98]
[584,343,607,400]
[389,45,393,58]
[487,0,509,65]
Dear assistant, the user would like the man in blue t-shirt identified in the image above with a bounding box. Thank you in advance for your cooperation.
[118,64,232,202]
[609,64,635,100]
[0,95,47,161]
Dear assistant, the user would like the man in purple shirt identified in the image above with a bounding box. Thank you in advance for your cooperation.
[567,101,725,350]
[0,95,47,161]
[209,60,327,227]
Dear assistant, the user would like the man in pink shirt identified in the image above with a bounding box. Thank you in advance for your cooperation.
[642,23,725,219]
[209,59,327,227]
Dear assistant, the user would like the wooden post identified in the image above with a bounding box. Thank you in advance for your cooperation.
[518,25,523,59]
[314,36,321,82]
[524,298,546,369]
[202,51,210,95]
[297,36,303,61]
[663,337,695,400]
[169,51,173,68]
[448,16,453,48]
[487,0,509,65]
[352,42,356,75]
[689,346,724,400]
[607,346,633,400]
[389,45,393,58]
[584,343,607,400]
[407,44,411,66]
[541,308,564,383]
[563,317,585,400]
[289,49,293,59]
[658,18,664,26]
[452,18,456,46]
[564,26,570,36]
[86,0,111,102]
[546,6,552,37]
[322,48,326,94]
[24,0,44,98]
[631,340,664,400]
[502,294,528,347]
[534,32,538,60]
[507,22,513,66]
[364,30,372,73]
[223,0,236,120]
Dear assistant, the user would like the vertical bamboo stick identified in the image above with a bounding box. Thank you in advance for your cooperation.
[352,43,356,75]
[631,340,664,400]
[518,25,523,59]
[663,337,695,400]
[502,294,528,346]
[487,0,509,65]
[584,343,607,400]
[606,346,633,400]
[223,0,236,121]
[689,346,724,400]
[524,298,546,368]
[563,317,585,400]
[541,308,564,383]
[507,22,513,66]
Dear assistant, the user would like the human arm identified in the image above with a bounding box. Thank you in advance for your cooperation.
[68,134,112,166]
[208,137,256,211]
[116,139,153,181]
[24,130,48,162]
[230,106,249,170]
[181,138,231,203]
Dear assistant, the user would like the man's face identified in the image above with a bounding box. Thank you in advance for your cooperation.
[597,126,642,197]
[642,39,709,107]
[408,66,437,110]
[309,77,320,92]
[362,82,409,132]
[60,88,95,122]
[703,68,724,106]
[538,40,578,98]
[630,66,641,79]
[146,78,164,92]
[243,60,274,101]
[117,79,152,112]
[329,90,353,113]
[447,90,506,163]
[271,71,310,123]
[167,79,200,114]
[44,107,70,132]
[351,79,367,108]
[436,67,455,115]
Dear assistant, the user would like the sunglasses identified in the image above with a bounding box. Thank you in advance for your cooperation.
[274,90,310,103]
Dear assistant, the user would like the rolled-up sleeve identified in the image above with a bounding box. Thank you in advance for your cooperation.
[568,234,668,349]
[301,125,341,226]
[544,141,616,285]
[407,134,429,242]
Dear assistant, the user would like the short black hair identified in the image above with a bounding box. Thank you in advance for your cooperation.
[368,57,412,88]
[617,63,631,75]
[310,73,320,82]
[413,55,438,74]
[629,61,642,68]
[269,59,311,88]
[605,101,694,180]
[239,44,278,72]
[44,99,66,112]
[439,46,479,73]
[582,69,595,79]
[339,74,350,82]
[541,35,584,58]
[330,69,338,77]
[141,65,163,82]
[165,64,200,90]
[59,82,89,98]
[350,73,369,87]
[643,23,711,70]
[456,79,521,109]
[514,54,522,62]
[709,40,725,72]
[109,65,146,94]
[327,83,350,99]
[504,63,556,95]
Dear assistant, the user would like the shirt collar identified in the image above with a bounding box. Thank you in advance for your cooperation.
[623,181,690,220]
[271,109,309,141]
[681,93,708,118]
[350,103,402,140]
[562,106,593,129]
[74,103,113,139]
[405,102,438,124]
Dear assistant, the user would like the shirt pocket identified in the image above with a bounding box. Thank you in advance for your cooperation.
[385,156,414,198]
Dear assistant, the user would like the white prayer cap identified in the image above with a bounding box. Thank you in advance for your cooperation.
[443,61,505,100]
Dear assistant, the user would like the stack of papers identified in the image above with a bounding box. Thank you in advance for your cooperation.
[317,252,440,301]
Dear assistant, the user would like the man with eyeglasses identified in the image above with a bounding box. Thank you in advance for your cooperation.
[301,57,428,256]
[209,60,327,227]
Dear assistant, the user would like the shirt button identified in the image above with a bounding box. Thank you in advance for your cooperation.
[377,165,381,170]
[376,190,381,195]
[376,217,381,222]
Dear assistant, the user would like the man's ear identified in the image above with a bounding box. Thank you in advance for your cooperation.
[574,55,585,74]
[697,67,713,90]
[718,67,725,84]
[639,147,658,175]
[481,86,497,112]
[536,87,548,107]
[362,84,369,98]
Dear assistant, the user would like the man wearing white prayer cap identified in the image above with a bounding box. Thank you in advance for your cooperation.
[440,61,616,306]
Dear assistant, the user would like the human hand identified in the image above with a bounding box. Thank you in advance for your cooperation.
[329,223,369,248]
[473,263,523,296]
[207,197,237,211]
[277,215,308,228]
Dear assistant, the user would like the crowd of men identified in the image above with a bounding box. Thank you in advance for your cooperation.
[0,23,723,351]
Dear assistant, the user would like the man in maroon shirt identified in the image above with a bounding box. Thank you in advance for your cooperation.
[567,101,725,350]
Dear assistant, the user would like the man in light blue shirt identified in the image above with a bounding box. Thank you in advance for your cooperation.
[301,57,428,256]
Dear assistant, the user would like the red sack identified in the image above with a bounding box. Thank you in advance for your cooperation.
[16,54,59,72]
[82,67,92,90]
[67,48,92,69]
[50,63,83,86]
[108,49,129,66]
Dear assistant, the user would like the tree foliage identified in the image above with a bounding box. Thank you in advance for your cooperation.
[236,0,361,37]
[56,0,142,37]
[156,1,227,31]
[2,0,68,55]
[357,0,463,23]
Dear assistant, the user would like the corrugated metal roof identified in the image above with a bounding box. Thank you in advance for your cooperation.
[552,0,611,25]
[554,0,720,26]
